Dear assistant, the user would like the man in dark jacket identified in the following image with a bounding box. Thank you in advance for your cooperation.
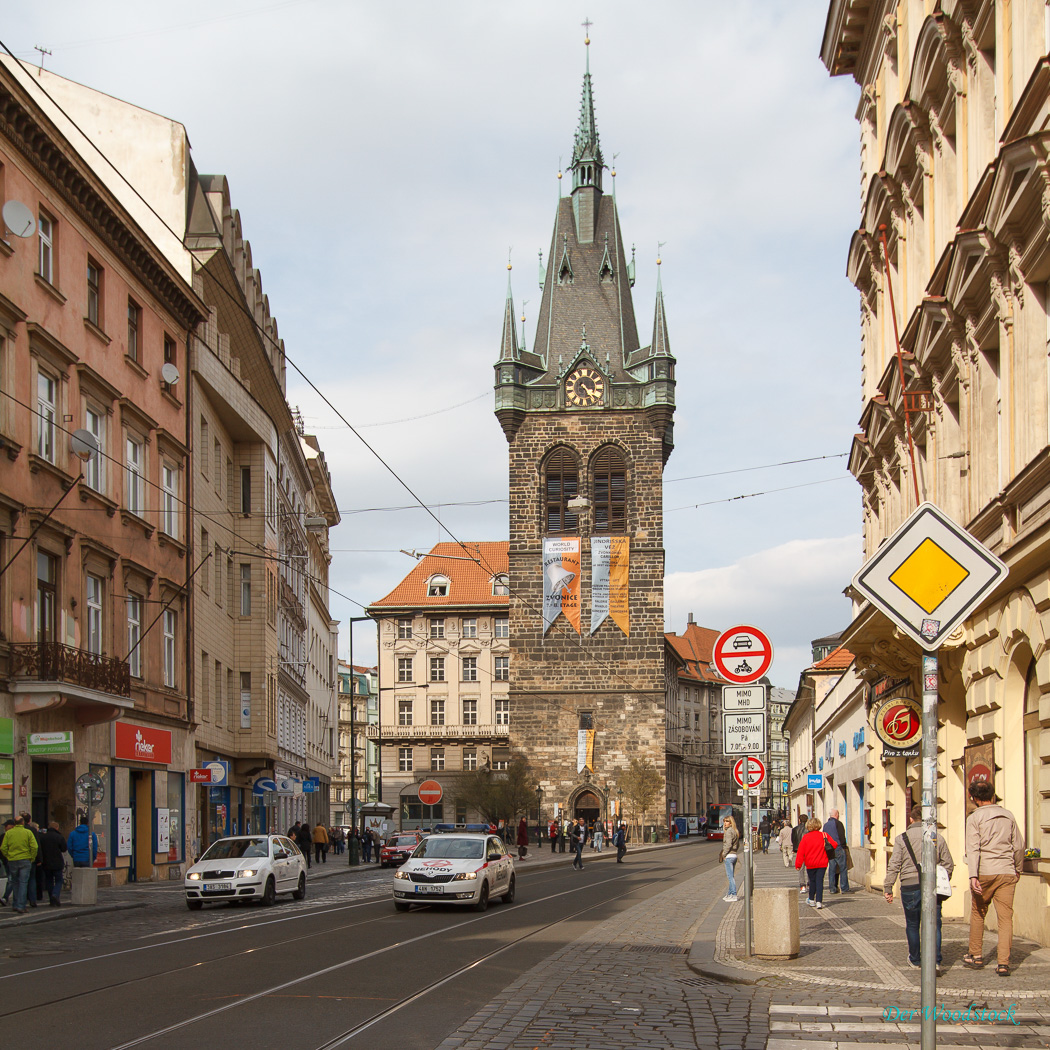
[570,818,586,870]
[823,810,849,893]
[614,823,627,863]
[67,816,98,868]
[296,823,312,868]
[40,822,67,906]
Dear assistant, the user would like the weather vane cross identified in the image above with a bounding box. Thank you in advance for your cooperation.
[582,17,593,44]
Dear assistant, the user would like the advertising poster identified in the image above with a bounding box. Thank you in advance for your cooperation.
[576,729,594,773]
[542,537,580,634]
[590,536,629,635]
[117,808,132,857]
[157,808,170,854]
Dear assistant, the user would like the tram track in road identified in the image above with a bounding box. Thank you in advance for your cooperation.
[103,861,686,1050]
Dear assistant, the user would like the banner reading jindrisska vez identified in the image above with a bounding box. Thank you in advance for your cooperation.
[592,536,629,635]
[543,537,581,634]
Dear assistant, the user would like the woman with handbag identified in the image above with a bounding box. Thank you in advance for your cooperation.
[719,816,741,902]
[883,805,954,971]
[794,817,831,908]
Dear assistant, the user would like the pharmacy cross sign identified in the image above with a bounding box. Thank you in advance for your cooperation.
[852,502,1008,651]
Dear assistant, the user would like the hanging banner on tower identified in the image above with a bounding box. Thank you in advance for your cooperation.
[590,536,630,636]
[576,729,594,773]
[543,537,581,634]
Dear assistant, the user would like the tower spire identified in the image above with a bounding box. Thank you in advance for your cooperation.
[650,252,671,358]
[571,21,603,194]
[499,257,519,362]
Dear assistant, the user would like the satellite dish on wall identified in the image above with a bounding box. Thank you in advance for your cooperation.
[2,200,35,239]
[70,428,100,462]
[161,362,181,385]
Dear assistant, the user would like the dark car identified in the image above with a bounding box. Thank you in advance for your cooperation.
[380,831,427,868]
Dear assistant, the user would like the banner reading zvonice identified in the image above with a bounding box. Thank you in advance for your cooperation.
[543,537,581,634]
[590,535,629,635]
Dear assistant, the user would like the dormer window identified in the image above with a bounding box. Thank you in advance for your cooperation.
[492,574,509,596]
[427,575,449,598]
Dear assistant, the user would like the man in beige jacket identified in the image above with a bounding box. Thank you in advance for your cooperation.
[964,780,1025,975]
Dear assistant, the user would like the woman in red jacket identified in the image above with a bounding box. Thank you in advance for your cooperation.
[795,816,831,908]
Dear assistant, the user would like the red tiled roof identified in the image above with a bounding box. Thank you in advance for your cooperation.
[368,542,509,610]
[811,644,853,671]
[665,622,726,684]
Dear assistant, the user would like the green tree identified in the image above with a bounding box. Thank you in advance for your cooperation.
[452,754,538,828]
[619,757,663,837]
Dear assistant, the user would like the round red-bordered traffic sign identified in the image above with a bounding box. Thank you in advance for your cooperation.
[713,625,773,684]
[417,780,443,806]
[732,756,766,789]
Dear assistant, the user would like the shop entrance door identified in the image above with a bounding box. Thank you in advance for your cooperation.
[130,771,153,882]
[31,760,49,825]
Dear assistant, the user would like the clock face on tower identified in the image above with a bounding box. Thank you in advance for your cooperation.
[565,366,605,407]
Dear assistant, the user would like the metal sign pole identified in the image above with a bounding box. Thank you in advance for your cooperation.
[743,766,752,957]
[920,653,938,1050]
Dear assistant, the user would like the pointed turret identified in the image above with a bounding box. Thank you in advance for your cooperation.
[650,262,671,358]
[570,41,604,195]
[498,263,518,363]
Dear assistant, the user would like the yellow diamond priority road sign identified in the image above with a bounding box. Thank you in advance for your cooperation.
[852,502,1008,651]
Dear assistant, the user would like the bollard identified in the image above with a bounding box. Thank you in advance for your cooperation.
[751,887,800,959]
[348,836,360,867]
[71,866,98,906]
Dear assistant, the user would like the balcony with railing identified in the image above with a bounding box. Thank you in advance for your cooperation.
[8,642,133,723]
[368,722,509,741]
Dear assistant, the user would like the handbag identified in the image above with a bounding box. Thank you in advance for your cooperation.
[823,833,836,859]
[845,846,854,870]
[902,832,952,898]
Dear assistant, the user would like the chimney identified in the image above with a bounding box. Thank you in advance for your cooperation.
[687,612,695,625]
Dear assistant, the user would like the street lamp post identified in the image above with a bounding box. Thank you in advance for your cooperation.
[535,786,542,846]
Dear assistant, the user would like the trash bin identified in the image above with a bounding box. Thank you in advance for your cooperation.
[71,867,98,906]
[752,887,799,959]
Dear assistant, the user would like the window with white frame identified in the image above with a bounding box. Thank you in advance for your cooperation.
[462,748,477,771]
[38,212,54,283]
[430,699,445,725]
[397,617,412,639]
[240,564,251,616]
[431,748,445,771]
[125,435,143,515]
[430,657,445,682]
[429,618,444,639]
[85,408,104,492]
[427,574,449,597]
[461,617,477,638]
[492,574,509,596]
[161,463,178,538]
[398,700,413,726]
[162,610,177,688]
[126,594,142,678]
[494,616,509,639]
[495,698,509,725]
[397,657,412,682]
[37,372,56,462]
[462,698,477,725]
[461,656,477,682]
[86,574,103,655]
[494,656,509,681]
[398,747,413,772]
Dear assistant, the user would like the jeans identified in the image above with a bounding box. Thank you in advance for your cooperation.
[724,855,737,896]
[592,832,603,852]
[807,865,825,903]
[572,841,584,867]
[5,859,31,911]
[44,868,63,903]
[828,847,849,891]
[761,833,770,853]
[901,885,942,964]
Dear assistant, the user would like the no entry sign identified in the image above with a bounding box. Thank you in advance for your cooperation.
[713,625,773,684]
[418,780,443,806]
[732,756,766,789]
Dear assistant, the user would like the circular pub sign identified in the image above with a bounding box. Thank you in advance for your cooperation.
[871,694,922,754]
[417,780,443,806]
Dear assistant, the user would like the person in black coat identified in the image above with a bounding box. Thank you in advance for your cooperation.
[40,822,67,906]
[296,822,312,868]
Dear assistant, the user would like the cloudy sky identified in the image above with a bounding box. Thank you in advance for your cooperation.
[6,1,865,687]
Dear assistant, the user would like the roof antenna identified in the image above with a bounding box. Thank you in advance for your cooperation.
[33,46,51,74]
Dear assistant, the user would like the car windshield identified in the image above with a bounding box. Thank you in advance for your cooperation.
[389,837,418,847]
[200,838,269,861]
[413,838,484,860]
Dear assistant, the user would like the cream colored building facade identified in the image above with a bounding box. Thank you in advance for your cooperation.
[823,0,1049,943]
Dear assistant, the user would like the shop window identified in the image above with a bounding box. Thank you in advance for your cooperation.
[167,773,184,862]
[127,595,142,677]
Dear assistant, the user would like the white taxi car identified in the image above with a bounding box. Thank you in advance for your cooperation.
[392,833,515,911]
[185,834,307,910]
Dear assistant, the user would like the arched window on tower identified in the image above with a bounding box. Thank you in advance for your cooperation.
[591,446,626,532]
[544,448,580,534]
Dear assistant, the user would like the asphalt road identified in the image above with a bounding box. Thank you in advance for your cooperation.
[0,840,716,1050]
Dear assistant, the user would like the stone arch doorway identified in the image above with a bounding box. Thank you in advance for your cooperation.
[572,789,601,824]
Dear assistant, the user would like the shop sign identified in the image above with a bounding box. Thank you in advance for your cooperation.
[117,808,132,857]
[870,693,922,758]
[0,758,12,791]
[0,717,13,755]
[113,722,172,765]
[27,731,73,756]
[964,741,995,817]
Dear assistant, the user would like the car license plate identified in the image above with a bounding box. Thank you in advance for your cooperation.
[205,882,232,892]
[414,885,444,894]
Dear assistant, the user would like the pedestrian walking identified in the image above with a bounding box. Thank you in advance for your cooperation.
[823,809,849,893]
[287,820,301,841]
[297,823,313,868]
[719,816,740,902]
[570,817,587,869]
[884,805,954,971]
[312,822,329,864]
[592,821,604,853]
[791,815,808,895]
[356,829,369,863]
[0,816,38,914]
[614,822,627,863]
[0,819,14,906]
[963,780,1025,976]
[516,817,529,860]
[795,817,831,908]
[67,815,98,868]
[776,821,794,868]
[759,817,771,854]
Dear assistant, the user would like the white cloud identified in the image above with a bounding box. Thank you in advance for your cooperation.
[666,535,862,689]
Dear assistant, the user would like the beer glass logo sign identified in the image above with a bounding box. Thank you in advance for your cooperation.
[875,697,921,750]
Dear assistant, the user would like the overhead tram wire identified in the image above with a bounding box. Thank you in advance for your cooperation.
[0,45,815,719]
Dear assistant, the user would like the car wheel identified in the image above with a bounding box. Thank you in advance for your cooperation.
[186,899,203,911]
[502,875,515,904]
[261,877,277,907]
[292,873,306,901]
[394,901,410,912]
[474,882,490,912]
[380,861,387,868]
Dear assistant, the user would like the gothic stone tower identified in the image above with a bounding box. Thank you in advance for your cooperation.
[493,48,675,827]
